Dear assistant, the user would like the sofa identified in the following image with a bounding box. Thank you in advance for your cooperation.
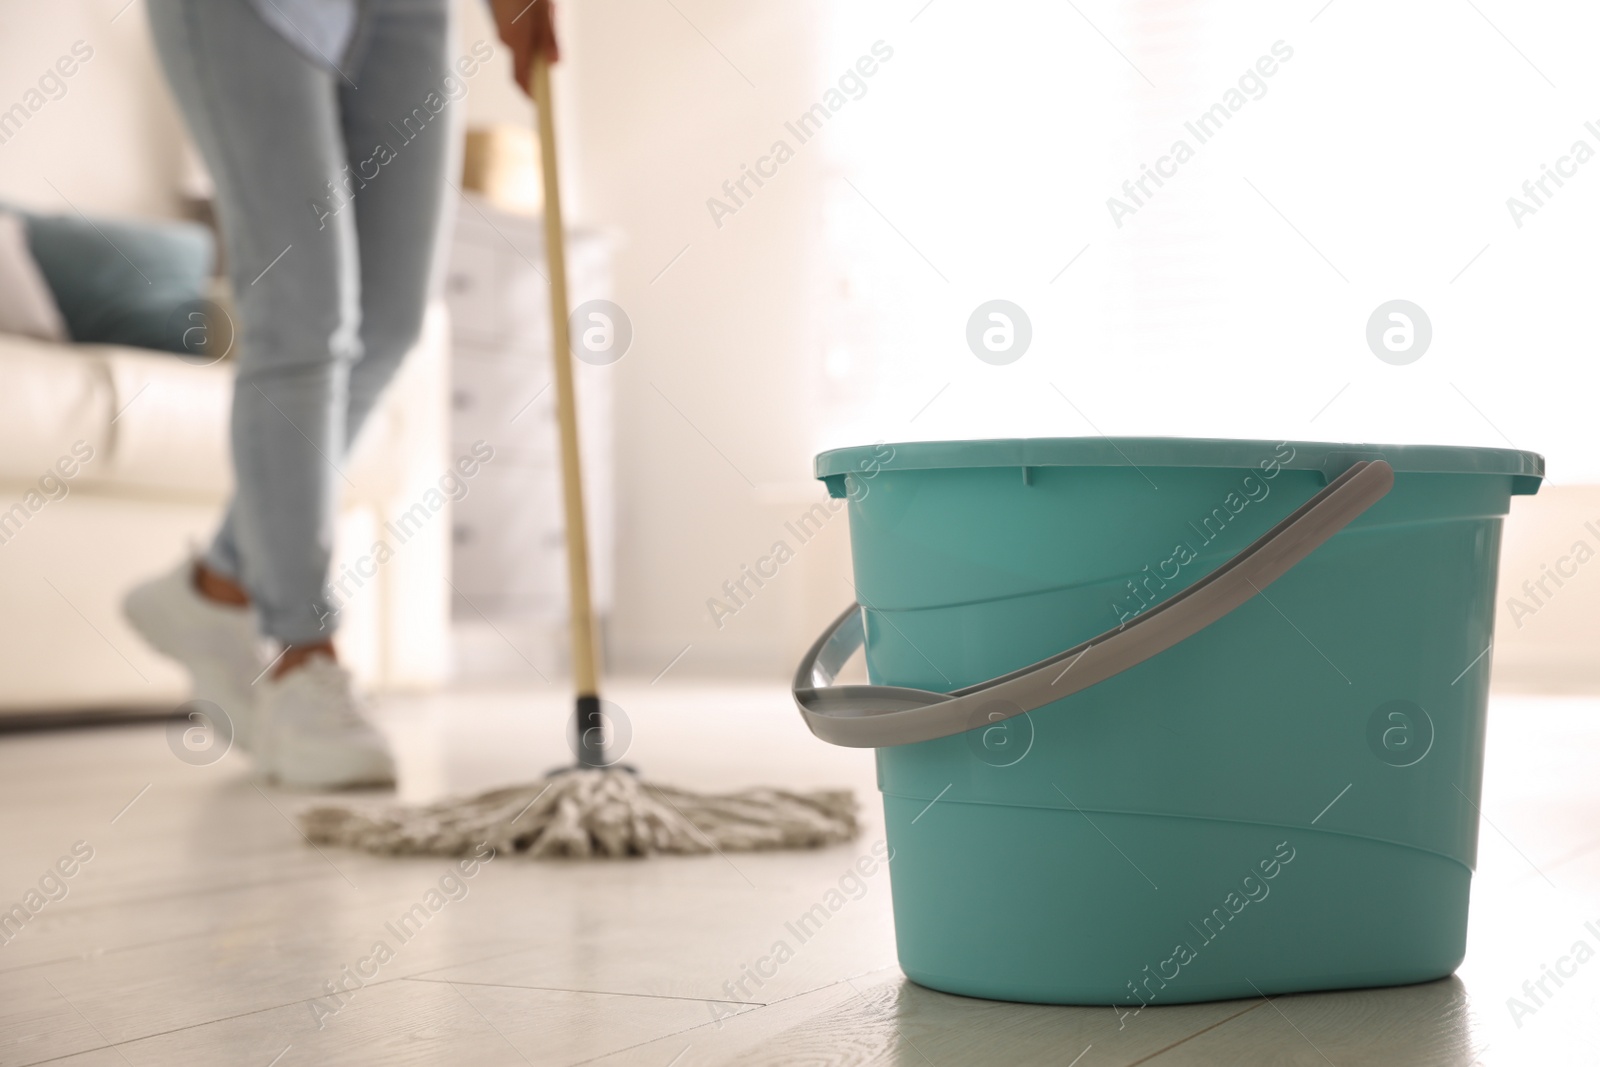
[0,305,452,717]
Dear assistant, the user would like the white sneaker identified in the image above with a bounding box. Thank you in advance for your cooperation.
[123,559,265,752]
[259,657,395,790]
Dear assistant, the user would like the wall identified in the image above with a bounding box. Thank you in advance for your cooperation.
[1494,485,1600,693]
[0,0,188,218]
[550,0,850,677]
[547,0,1600,689]
[5,0,1598,692]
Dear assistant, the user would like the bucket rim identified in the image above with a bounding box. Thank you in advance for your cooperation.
[817,436,1543,492]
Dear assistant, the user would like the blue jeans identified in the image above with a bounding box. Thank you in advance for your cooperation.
[148,0,452,644]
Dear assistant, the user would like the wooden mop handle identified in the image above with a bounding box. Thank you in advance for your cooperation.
[531,52,601,699]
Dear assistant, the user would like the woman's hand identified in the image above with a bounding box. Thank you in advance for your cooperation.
[489,0,559,94]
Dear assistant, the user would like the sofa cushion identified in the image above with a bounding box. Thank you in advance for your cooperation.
[0,211,67,342]
[0,333,112,484]
[20,209,215,355]
[0,306,443,502]
[91,345,233,498]
[93,343,416,502]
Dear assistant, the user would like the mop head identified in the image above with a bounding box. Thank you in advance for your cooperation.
[299,770,859,858]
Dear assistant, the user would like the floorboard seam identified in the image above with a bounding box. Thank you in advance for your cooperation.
[9,960,566,1066]
[17,869,344,923]
[1123,999,1271,1066]
[564,970,901,1067]
[401,975,759,1007]
[10,976,422,1066]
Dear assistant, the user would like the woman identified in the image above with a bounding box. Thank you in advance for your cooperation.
[125,0,554,788]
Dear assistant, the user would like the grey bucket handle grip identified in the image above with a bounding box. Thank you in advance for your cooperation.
[793,459,1395,748]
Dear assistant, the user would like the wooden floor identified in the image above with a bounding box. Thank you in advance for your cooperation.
[1,683,1597,1066]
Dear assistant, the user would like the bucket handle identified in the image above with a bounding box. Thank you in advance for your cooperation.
[793,459,1395,748]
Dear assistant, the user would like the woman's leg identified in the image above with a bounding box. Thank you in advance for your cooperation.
[204,0,454,635]
[148,0,360,646]
[339,0,453,448]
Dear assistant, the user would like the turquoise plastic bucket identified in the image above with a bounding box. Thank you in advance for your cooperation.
[803,438,1542,1006]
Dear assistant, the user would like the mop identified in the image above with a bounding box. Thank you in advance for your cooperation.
[301,5,858,858]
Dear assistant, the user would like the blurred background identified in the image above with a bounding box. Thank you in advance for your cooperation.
[2,0,1597,725]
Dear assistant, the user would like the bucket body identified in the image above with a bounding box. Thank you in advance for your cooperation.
[815,438,1542,1005]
